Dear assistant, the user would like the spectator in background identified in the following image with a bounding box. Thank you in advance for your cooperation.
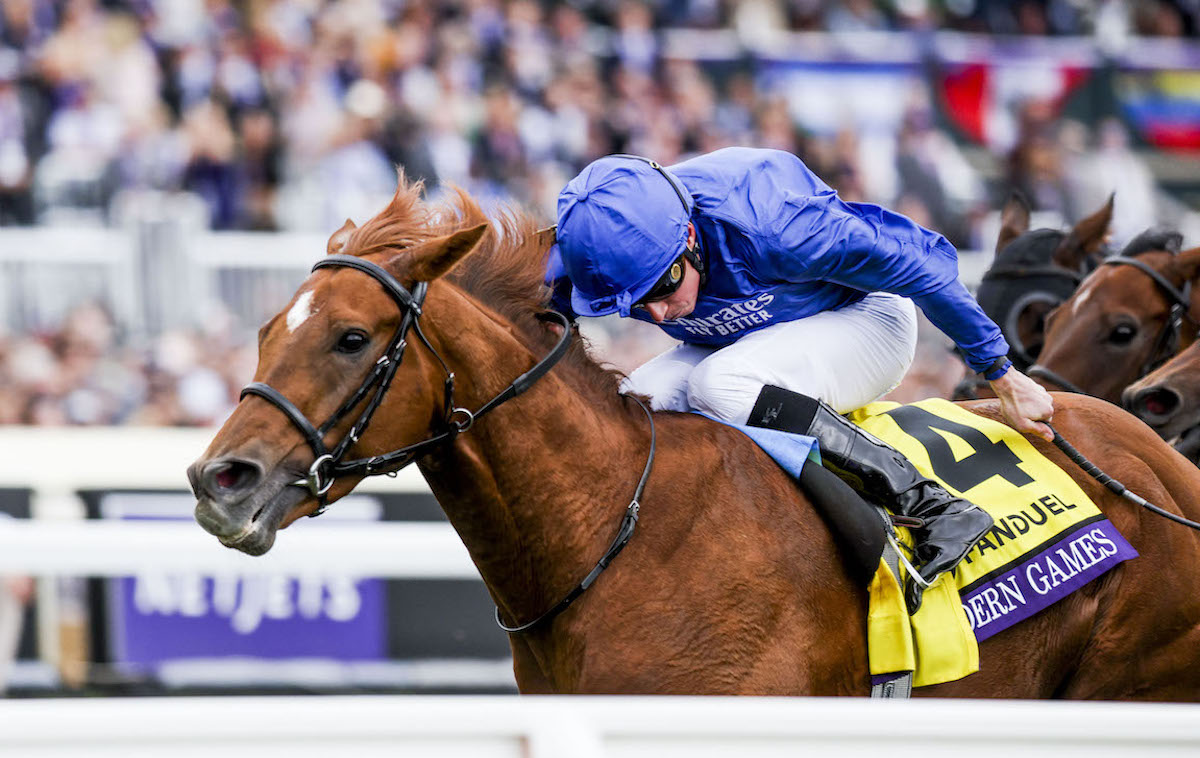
[1064,117,1161,248]
[181,99,239,229]
[471,85,530,197]
[236,107,283,230]
[315,78,396,230]
[116,101,188,192]
[39,79,121,219]
[825,0,891,32]
[1006,100,1075,222]
[611,1,658,74]
[894,103,986,249]
[0,50,38,224]
[1135,0,1193,36]
[0,512,34,696]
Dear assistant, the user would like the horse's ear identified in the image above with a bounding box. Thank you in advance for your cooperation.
[407,223,489,281]
[327,219,357,255]
[1168,246,1200,284]
[996,191,1031,253]
[1054,194,1113,269]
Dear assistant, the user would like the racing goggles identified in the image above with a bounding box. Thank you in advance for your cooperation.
[636,250,688,306]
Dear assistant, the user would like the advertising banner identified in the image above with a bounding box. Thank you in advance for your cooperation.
[100,493,385,669]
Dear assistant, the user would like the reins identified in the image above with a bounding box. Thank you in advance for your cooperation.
[1050,424,1200,533]
[496,397,656,633]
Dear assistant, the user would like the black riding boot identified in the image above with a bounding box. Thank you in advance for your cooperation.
[747,385,993,613]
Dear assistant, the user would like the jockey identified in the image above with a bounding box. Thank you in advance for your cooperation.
[545,148,1056,611]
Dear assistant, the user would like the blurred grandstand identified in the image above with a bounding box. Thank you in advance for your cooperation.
[2,0,1200,425]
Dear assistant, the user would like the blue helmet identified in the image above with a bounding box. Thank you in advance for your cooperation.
[556,155,694,318]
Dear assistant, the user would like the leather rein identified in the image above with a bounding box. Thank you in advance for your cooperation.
[239,253,654,634]
[1028,255,1194,396]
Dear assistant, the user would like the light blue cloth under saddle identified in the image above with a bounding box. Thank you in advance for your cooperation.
[701,413,821,477]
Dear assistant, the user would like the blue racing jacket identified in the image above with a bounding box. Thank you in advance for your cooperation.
[545,147,1009,374]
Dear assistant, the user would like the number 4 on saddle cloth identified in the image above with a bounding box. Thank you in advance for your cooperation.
[717,397,1138,688]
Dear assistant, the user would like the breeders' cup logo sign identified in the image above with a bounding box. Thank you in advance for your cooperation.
[673,293,774,337]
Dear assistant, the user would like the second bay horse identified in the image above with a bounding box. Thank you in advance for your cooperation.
[1033,239,1200,403]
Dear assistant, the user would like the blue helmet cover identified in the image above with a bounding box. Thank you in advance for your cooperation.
[556,156,693,317]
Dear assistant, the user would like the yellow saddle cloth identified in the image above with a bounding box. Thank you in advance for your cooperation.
[848,399,1137,688]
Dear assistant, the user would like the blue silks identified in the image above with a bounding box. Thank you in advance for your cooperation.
[548,147,1009,373]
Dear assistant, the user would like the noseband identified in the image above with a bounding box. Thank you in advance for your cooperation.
[241,254,573,516]
[1028,255,1194,396]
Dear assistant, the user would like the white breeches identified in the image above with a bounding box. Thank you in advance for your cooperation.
[621,292,918,423]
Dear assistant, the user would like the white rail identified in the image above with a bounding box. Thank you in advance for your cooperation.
[1,695,1198,757]
[0,519,477,578]
[0,426,456,675]
[0,426,430,501]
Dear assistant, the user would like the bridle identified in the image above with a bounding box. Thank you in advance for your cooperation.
[240,252,655,634]
[241,254,573,516]
[1028,255,1194,396]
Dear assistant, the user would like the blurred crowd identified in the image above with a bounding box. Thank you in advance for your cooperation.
[0,0,1197,426]
[0,303,255,425]
[1,0,1194,230]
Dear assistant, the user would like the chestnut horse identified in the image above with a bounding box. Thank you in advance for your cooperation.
[189,181,1200,699]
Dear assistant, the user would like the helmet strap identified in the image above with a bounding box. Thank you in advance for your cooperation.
[683,238,707,288]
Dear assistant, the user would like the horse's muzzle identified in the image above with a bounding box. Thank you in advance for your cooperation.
[189,455,305,554]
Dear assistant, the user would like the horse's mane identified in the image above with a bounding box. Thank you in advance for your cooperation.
[343,174,627,403]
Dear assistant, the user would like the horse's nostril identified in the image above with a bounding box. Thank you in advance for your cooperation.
[215,467,239,490]
[1131,387,1181,420]
[203,459,262,496]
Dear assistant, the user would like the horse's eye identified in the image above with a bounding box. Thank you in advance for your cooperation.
[335,330,369,354]
[1108,323,1137,346]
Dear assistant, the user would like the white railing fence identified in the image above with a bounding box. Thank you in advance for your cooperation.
[0,426,467,688]
[0,206,325,338]
[2,695,1199,757]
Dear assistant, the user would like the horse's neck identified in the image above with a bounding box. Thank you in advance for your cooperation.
[415,291,648,626]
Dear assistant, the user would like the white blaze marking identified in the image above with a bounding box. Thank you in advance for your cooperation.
[1071,287,1092,316]
[287,290,316,333]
